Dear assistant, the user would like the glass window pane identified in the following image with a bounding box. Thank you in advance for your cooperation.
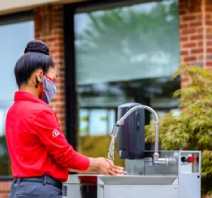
[79,108,116,136]
[0,21,34,101]
[79,109,89,136]
[74,0,180,139]
[0,20,34,176]
[90,109,108,135]
[75,0,179,85]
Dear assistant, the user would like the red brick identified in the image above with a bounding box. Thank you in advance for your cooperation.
[207,48,212,53]
[190,21,202,26]
[182,42,197,48]
[180,36,189,42]
[207,40,212,45]
[206,20,212,26]
[191,48,204,54]
[206,35,212,40]
[190,34,203,40]
[183,56,197,62]
[181,27,200,35]
[206,61,212,66]
[197,41,203,47]
[206,28,212,34]
[181,50,189,56]
[180,23,189,29]
[206,6,212,12]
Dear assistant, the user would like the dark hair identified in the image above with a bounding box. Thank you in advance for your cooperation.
[15,40,54,87]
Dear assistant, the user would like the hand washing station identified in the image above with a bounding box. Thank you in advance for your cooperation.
[63,103,201,198]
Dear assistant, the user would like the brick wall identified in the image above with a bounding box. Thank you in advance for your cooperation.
[179,0,203,66]
[35,4,66,132]
[179,0,212,86]
[179,0,204,86]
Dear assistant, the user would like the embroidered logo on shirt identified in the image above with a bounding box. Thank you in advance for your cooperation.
[52,129,60,137]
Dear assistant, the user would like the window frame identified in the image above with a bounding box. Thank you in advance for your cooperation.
[0,11,34,26]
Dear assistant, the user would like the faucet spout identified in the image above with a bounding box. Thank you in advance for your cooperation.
[107,104,160,162]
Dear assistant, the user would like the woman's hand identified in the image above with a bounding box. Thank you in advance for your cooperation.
[106,159,125,175]
[87,157,125,176]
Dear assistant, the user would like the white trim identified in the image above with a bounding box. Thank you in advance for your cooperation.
[0,0,86,16]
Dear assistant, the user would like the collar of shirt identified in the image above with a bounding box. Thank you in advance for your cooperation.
[14,91,46,105]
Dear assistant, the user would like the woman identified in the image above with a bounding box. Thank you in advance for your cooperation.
[6,40,123,198]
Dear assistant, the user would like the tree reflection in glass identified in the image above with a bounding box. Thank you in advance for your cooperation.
[74,0,180,136]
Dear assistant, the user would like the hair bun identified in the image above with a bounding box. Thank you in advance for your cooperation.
[24,40,49,55]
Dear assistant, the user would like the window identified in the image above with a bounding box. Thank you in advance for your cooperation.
[79,108,115,136]
[0,16,34,176]
[74,0,180,136]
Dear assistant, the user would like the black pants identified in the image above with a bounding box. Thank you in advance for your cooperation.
[9,179,62,198]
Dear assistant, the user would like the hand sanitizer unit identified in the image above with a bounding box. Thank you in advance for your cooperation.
[118,103,145,159]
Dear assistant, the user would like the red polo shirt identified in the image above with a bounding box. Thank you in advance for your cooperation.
[6,91,89,182]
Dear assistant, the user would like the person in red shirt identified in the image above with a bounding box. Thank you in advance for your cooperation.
[6,40,123,198]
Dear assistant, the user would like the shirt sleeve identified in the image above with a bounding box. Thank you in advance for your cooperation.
[31,109,90,170]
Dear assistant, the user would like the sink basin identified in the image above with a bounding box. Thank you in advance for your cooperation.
[67,174,177,185]
[63,174,179,198]
[98,175,177,185]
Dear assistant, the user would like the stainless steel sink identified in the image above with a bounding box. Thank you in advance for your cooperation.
[63,151,201,198]
[63,174,178,198]
[98,175,177,185]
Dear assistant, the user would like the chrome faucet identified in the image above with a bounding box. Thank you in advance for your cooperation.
[108,104,160,162]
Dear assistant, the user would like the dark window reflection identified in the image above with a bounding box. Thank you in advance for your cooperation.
[78,77,180,135]
[0,103,10,175]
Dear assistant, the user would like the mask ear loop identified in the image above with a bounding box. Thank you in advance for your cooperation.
[45,75,56,83]
[35,76,43,88]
